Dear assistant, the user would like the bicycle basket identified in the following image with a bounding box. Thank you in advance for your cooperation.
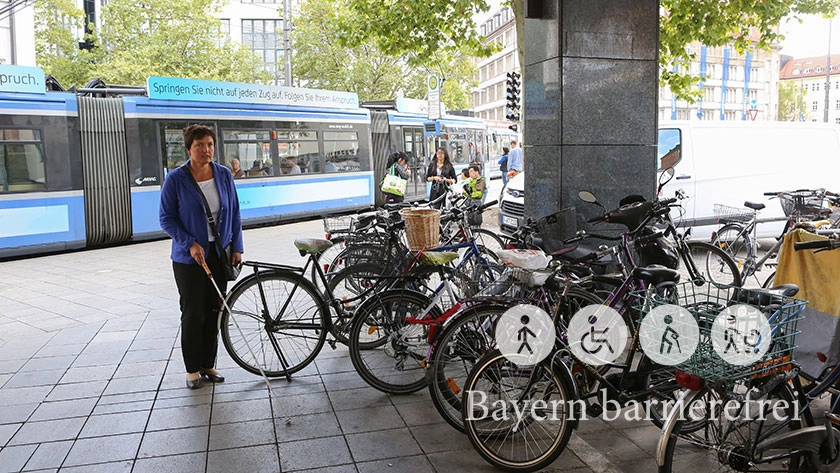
[778,189,826,218]
[400,208,441,251]
[631,282,805,383]
[535,207,577,254]
[323,215,356,235]
[713,204,755,224]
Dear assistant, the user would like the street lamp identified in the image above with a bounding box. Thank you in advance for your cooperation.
[795,61,812,121]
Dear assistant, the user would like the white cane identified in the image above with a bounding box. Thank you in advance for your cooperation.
[201,261,293,426]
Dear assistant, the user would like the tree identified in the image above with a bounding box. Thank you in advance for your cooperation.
[778,80,810,121]
[34,0,95,88]
[34,0,270,88]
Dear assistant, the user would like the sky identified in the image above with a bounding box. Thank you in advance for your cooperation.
[769,14,839,59]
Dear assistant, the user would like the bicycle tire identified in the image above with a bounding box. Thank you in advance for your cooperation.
[683,241,743,287]
[712,223,753,277]
[762,270,776,289]
[326,262,386,345]
[658,381,802,473]
[462,350,576,472]
[472,228,506,257]
[348,289,442,394]
[220,269,329,377]
[312,236,347,290]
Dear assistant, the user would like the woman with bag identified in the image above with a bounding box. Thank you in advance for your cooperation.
[382,151,410,204]
[498,146,510,185]
[159,124,244,389]
[426,147,456,209]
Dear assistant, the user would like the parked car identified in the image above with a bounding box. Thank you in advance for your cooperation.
[498,171,525,235]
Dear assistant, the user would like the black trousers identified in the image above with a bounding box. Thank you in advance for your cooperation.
[173,246,228,373]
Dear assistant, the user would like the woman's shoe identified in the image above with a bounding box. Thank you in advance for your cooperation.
[200,370,225,383]
[186,374,201,389]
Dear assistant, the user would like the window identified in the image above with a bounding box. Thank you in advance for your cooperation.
[813,101,819,111]
[657,129,681,170]
[278,131,320,175]
[223,129,273,177]
[836,99,840,110]
[817,66,825,73]
[219,19,230,42]
[0,129,46,192]
[805,68,812,73]
[323,130,360,173]
[242,19,284,84]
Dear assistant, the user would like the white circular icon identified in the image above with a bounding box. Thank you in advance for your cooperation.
[567,305,629,366]
[711,304,771,366]
[639,304,699,366]
[496,305,555,366]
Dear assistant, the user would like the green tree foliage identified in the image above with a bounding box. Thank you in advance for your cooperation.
[660,0,840,101]
[34,0,94,88]
[778,80,810,121]
[34,0,270,88]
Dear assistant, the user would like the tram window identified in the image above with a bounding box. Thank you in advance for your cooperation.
[441,132,470,165]
[0,129,46,193]
[162,124,188,176]
[223,130,273,177]
[278,131,319,174]
[323,131,359,173]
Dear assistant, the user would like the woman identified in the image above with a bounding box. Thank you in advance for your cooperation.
[383,151,410,204]
[159,124,244,389]
[499,146,510,185]
[426,147,456,209]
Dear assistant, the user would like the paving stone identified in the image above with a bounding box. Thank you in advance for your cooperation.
[314,355,356,374]
[91,399,154,416]
[0,422,21,445]
[326,386,391,412]
[277,435,352,472]
[210,397,273,425]
[426,448,503,472]
[8,417,85,445]
[133,452,206,473]
[3,369,66,389]
[207,444,281,473]
[79,410,150,438]
[345,429,422,462]
[0,386,52,407]
[0,403,37,424]
[280,391,333,416]
[62,433,143,466]
[138,425,209,458]
[102,375,161,396]
[357,455,435,473]
[29,398,97,422]
[273,412,341,442]
[147,404,211,431]
[44,381,107,402]
[112,361,168,380]
[19,356,76,373]
[0,444,37,473]
[58,460,133,473]
[209,418,275,450]
[22,440,73,471]
[335,405,406,434]
[59,365,118,384]
[409,423,473,453]
[394,399,449,427]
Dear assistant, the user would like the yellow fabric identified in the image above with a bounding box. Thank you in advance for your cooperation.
[774,229,840,317]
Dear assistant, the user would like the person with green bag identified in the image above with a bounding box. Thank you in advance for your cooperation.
[382,151,410,203]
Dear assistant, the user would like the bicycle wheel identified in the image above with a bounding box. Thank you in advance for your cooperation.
[472,228,506,256]
[348,289,441,394]
[326,262,386,345]
[658,381,802,473]
[683,241,743,287]
[712,223,752,276]
[762,270,776,289]
[462,350,576,472]
[325,243,386,275]
[220,270,328,377]
[312,235,347,289]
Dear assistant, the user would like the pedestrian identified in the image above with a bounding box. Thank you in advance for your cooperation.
[229,158,245,179]
[507,140,523,177]
[159,124,244,389]
[383,151,410,204]
[498,146,510,185]
[426,147,456,209]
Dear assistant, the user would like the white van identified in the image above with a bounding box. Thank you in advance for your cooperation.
[659,121,840,239]
[499,121,840,239]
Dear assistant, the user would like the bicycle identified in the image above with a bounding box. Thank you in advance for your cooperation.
[712,189,839,287]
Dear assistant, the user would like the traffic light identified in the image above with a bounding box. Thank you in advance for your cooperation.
[508,124,518,132]
[505,71,521,122]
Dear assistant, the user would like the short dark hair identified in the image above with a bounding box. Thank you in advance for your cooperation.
[468,164,481,173]
[184,124,216,150]
[510,140,517,145]
[503,146,510,154]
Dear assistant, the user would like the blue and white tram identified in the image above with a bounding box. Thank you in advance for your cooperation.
[0,69,375,258]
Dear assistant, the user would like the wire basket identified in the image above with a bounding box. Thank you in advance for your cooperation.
[778,189,826,218]
[714,204,755,224]
[631,282,805,383]
[323,215,356,235]
[400,208,441,251]
[474,267,553,297]
[535,207,577,254]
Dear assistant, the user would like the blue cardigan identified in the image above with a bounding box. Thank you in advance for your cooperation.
[159,161,244,264]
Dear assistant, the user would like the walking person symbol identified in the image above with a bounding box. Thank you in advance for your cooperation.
[660,314,681,354]
[517,315,536,355]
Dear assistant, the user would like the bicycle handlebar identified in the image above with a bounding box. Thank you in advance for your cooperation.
[794,239,839,251]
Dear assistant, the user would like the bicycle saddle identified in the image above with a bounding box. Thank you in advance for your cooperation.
[744,201,766,211]
[294,238,334,255]
[631,264,680,286]
[730,284,799,307]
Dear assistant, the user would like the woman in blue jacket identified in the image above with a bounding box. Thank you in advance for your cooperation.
[160,124,244,389]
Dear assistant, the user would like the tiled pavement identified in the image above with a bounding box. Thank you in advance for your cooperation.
[0,219,668,473]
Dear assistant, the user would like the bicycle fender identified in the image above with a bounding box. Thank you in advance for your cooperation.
[548,352,582,431]
[656,388,705,467]
[755,425,840,464]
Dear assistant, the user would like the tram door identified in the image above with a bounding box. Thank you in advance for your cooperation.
[402,127,426,200]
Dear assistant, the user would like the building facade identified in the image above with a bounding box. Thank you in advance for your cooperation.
[1,0,36,66]
[778,54,840,124]
[472,6,518,121]
[658,40,781,122]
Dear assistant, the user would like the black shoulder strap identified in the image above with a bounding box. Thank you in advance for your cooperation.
[183,163,225,248]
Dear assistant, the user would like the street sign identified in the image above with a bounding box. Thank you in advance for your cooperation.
[427,74,441,120]
[749,108,758,121]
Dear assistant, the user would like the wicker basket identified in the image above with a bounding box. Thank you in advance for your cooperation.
[399,208,441,251]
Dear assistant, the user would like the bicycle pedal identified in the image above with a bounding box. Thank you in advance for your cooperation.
[327,339,338,350]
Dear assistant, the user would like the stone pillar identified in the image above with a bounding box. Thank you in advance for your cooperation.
[523,0,659,226]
